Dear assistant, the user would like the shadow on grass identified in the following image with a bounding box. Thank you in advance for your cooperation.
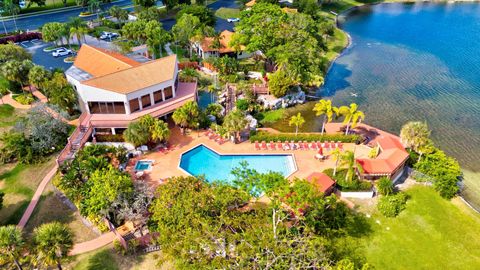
[346,212,373,237]
[78,249,119,270]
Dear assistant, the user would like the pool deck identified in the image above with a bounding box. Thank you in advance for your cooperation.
[128,127,372,187]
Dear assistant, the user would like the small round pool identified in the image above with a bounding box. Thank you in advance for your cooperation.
[134,160,153,171]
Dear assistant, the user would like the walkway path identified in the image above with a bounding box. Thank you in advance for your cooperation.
[164,43,174,56]
[0,94,32,109]
[17,164,58,229]
[69,232,116,256]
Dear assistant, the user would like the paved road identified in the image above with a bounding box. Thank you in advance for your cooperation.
[1,0,135,32]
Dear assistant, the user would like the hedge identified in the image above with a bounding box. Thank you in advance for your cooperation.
[377,193,408,217]
[250,131,361,143]
[95,134,125,143]
[0,32,42,44]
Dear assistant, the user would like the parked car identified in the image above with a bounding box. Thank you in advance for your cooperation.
[227,18,240,23]
[100,32,120,40]
[19,0,26,8]
[52,48,73,57]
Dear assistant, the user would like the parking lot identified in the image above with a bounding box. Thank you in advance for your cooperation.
[20,39,73,71]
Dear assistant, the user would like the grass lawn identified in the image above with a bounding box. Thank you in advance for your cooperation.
[23,180,98,243]
[215,7,241,20]
[362,186,480,269]
[0,158,56,225]
[68,245,173,270]
[325,28,349,62]
[256,108,286,125]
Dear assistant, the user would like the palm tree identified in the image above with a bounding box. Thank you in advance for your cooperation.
[330,148,341,176]
[313,99,336,135]
[288,113,305,136]
[34,222,73,270]
[150,119,170,143]
[400,121,432,161]
[88,0,101,20]
[0,225,25,270]
[339,150,362,183]
[124,121,150,147]
[172,109,189,134]
[28,65,52,92]
[223,110,247,143]
[70,26,88,45]
[4,0,19,32]
[335,103,365,135]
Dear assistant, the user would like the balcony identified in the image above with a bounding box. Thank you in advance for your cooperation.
[85,82,197,128]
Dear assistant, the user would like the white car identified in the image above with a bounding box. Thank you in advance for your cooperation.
[52,48,73,57]
[227,18,240,23]
[19,0,26,8]
[100,32,120,40]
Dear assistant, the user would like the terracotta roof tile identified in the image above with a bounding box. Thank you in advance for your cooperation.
[356,135,409,175]
[81,55,177,95]
[73,44,140,77]
[200,30,244,54]
[306,172,335,193]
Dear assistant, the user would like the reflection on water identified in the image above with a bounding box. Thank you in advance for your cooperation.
[305,2,480,171]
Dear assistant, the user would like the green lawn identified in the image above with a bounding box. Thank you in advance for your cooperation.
[362,186,480,269]
[215,7,241,20]
[69,245,171,270]
[0,158,56,225]
[256,108,286,125]
[325,28,349,62]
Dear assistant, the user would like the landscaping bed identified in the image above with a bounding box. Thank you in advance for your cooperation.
[12,93,36,105]
[250,131,361,143]
[323,168,372,191]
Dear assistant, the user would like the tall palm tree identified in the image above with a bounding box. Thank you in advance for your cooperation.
[334,103,365,135]
[34,222,73,270]
[0,225,25,270]
[313,99,336,135]
[288,113,305,136]
[339,150,362,183]
[4,0,19,32]
[70,26,88,45]
[223,110,247,143]
[400,121,432,161]
[330,148,341,176]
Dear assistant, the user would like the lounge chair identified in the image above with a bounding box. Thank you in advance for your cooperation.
[322,142,327,148]
[261,141,268,150]
[255,141,261,150]
[309,142,317,150]
[269,141,276,150]
[303,142,309,150]
[290,141,296,150]
[277,141,283,150]
[337,141,343,150]
[316,142,322,149]
[298,141,304,150]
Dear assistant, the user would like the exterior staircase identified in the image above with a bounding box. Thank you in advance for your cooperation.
[57,113,93,166]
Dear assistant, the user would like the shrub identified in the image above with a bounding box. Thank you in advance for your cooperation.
[377,193,408,217]
[414,147,461,199]
[13,93,35,105]
[323,168,372,192]
[0,32,42,45]
[250,131,361,143]
[236,99,249,111]
[95,134,124,142]
[376,177,394,196]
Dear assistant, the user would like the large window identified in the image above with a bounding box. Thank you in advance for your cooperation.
[129,99,140,113]
[141,94,151,108]
[153,90,163,104]
[88,102,126,114]
[164,86,173,100]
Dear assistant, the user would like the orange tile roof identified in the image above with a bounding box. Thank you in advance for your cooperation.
[245,0,256,7]
[306,172,335,193]
[81,55,177,94]
[74,44,140,77]
[282,7,298,13]
[356,135,409,175]
[200,30,244,54]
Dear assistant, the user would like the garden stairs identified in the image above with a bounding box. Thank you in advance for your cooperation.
[57,113,93,166]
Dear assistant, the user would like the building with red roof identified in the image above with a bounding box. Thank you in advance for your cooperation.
[356,135,409,181]
[306,172,336,196]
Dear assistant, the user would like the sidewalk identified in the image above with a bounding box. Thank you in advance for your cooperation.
[17,164,58,229]
[69,232,116,255]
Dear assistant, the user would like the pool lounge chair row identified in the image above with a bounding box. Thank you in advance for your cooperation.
[253,141,343,151]
[204,130,226,145]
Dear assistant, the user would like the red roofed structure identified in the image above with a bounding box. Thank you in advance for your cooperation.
[306,172,336,195]
[356,135,409,181]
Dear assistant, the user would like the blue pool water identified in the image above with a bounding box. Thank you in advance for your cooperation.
[179,145,296,182]
[134,160,153,171]
[319,2,480,171]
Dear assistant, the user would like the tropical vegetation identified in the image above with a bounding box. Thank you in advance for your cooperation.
[123,115,170,147]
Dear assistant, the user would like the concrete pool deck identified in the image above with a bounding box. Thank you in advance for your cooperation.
[128,127,372,187]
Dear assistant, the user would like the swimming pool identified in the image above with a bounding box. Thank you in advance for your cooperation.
[179,145,296,183]
[134,160,153,171]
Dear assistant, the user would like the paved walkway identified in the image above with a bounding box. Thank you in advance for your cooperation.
[69,232,116,256]
[17,164,58,229]
[0,94,32,109]
[164,42,174,56]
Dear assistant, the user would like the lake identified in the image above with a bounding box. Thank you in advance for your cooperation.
[318,2,480,172]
